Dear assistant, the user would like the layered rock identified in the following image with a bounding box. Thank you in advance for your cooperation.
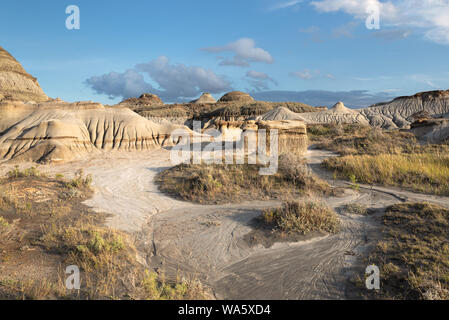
[256,106,306,121]
[360,90,449,129]
[0,46,48,102]
[190,93,216,104]
[410,118,449,144]
[0,100,186,163]
[218,91,254,103]
[298,102,370,126]
[118,93,163,109]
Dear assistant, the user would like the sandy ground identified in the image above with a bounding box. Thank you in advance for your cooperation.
[2,147,449,299]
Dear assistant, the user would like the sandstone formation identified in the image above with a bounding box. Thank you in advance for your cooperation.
[212,119,308,156]
[218,91,254,103]
[256,106,306,121]
[328,102,359,114]
[293,92,449,129]
[360,90,449,129]
[0,46,48,102]
[298,102,370,126]
[410,118,449,144]
[190,93,216,104]
[249,120,308,156]
[118,93,163,109]
[0,99,186,163]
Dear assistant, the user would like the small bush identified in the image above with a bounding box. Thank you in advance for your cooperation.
[342,203,368,215]
[7,166,41,179]
[66,169,93,190]
[262,201,340,235]
[141,271,208,300]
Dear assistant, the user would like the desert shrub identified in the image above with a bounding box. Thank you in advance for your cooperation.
[141,271,208,300]
[0,216,9,228]
[262,201,340,235]
[66,169,93,190]
[342,203,368,215]
[7,166,41,179]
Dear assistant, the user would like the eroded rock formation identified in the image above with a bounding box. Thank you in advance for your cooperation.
[0,100,184,163]
[190,93,216,104]
[0,46,48,102]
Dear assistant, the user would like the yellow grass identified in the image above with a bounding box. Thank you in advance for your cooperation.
[324,153,449,195]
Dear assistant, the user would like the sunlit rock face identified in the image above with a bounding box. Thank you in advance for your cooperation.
[0,46,49,103]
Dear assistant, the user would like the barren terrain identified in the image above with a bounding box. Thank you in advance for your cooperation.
[3,146,448,299]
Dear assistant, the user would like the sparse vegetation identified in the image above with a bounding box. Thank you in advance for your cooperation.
[157,153,338,204]
[362,202,449,300]
[0,172,209,300]
[261,201,340,235]
[134,101,321,121]
[324,152,449,196]
[308,124,421,155]
[342,203,368,215]
[141,271,209,300]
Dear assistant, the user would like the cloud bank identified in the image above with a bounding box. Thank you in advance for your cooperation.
[86,56,232,102]
[310,0,449,44]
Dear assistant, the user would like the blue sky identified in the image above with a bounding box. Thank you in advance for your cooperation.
[1,0,449,107]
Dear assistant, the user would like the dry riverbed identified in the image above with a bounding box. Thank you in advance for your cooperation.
[2,147,449,299]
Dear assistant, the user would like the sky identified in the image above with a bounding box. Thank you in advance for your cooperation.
[1,0,449,107]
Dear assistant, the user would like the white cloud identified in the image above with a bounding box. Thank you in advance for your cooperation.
[246,70,270,80]
[290,69,321,79]
[269,0,303,11]
[310,0,449,44]
[245,70,277,91]
[290,70,312,79]
[202,38,274,67]
[86,56,232,101]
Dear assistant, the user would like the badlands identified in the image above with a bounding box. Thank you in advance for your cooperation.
[1,45,449,300]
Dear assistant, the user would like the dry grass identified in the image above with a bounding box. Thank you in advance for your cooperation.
[157,153,337,204]
[308,124,420,155]
[261,201,340,235]
[324,152,449,196]
[363,202,449,300]
[0,170,210,300]
[342,203,368,215]
[141,271,209,300]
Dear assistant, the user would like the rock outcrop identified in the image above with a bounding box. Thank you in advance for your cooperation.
[218,91,254,103]
[410,118,449,144]
[0,46,48,102]
[299,103,370,126]
[257,106,306,121]
[360,90,449,129]
[295,91,449,129]
[190,93,216,104]
[118,93,163,109]
[0,100,185,163]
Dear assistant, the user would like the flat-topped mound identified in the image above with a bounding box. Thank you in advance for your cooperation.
[0,46,48,102]
[219,91,254,103]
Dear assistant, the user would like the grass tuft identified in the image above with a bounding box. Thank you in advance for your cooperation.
[262,201,340,235]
